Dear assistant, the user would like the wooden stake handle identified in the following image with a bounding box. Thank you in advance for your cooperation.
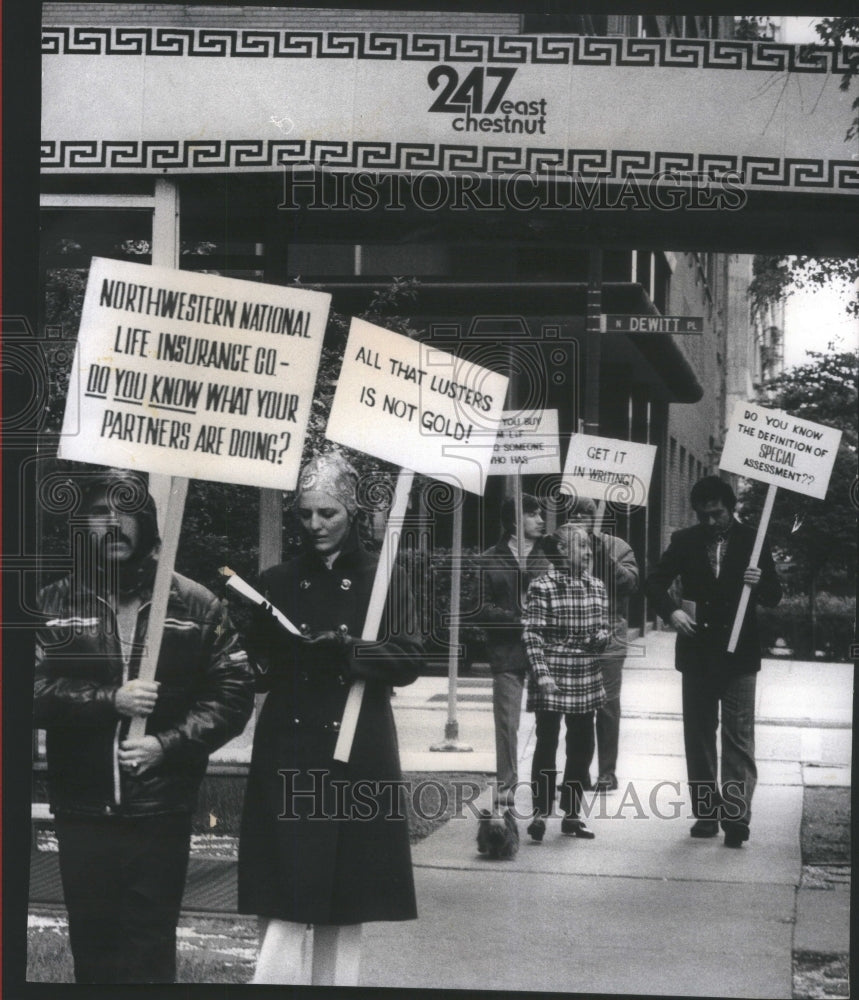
[333,469,414,763]
[593,499,605,536]
[727,483,777,654]
[128,476,189,740]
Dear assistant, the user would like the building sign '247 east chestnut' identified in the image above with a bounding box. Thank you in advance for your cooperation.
[40,29,858,195]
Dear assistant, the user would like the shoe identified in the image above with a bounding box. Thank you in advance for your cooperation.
[690,819,719,838]
[561,818,596,839]
[723,824,750,849]
[593,773,618,793]
[526,818,546,843]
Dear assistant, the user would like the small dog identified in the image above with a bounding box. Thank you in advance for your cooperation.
[476,808,519,860]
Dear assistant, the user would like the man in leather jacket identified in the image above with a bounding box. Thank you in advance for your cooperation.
[34,469,254,983]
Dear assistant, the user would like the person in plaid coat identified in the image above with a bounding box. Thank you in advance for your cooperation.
[523,524,609,842]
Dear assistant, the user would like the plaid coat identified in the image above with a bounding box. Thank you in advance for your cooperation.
[523,568,608,714]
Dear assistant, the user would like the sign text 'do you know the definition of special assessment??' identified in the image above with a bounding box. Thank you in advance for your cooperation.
[59,258,331,490]
[719,400,842,501]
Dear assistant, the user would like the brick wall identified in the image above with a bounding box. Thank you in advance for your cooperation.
[42,4,521,33]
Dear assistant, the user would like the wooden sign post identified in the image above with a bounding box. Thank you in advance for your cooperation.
[719,400,842,653]
[333,468,415,762]
[325,318,510,761]
[127,476,189,740]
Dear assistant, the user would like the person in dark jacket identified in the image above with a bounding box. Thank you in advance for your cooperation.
[238,452,421,986]
[477,493,548,806]
[646,476,782,848]
[564,496,639,793]
[34,468,254,984]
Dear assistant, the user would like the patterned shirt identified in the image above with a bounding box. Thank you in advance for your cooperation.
[523,567,608,714]
[705,525,732,579]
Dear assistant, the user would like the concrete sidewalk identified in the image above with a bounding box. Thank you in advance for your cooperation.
[359,629,852,997]
[29,630,851,994]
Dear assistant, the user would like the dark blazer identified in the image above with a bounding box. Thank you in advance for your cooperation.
[646,521,782,675]
[476,536,549,675]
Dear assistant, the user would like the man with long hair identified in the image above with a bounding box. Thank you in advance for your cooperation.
[35,468,254,983]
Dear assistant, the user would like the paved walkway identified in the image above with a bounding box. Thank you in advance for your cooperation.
[29,630,852,996]
[363,630,852,997]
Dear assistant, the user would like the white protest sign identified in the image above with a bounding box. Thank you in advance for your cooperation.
[719,400,842,500]
[489,409,561,475]
[59,257,330,490]
[561,433,657,507]
[325,318,509,495]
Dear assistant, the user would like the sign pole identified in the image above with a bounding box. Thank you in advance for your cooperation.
[128,476,189,740]
[128,179,188,742]
[430,487,472,751]
[727,483,778,654]
[593,499,605,536]
[333,468,414,763]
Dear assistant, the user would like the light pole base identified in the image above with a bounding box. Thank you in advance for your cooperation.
[429,740,474,752]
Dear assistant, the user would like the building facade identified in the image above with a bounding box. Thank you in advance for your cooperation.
[40,4,839,633]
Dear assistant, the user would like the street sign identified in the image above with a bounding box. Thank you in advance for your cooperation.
[601,314,704,334]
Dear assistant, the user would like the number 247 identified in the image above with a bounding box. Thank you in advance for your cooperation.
[427,66,517,114]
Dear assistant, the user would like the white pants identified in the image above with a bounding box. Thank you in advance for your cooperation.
[252,918,362,986]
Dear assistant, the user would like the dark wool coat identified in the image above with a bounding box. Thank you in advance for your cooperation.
[646,521,782,675]
[237,533,421,926]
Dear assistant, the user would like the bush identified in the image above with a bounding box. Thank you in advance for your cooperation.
[757,592,855,661]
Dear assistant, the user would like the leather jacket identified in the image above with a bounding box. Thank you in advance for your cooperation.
[35,570,254,818]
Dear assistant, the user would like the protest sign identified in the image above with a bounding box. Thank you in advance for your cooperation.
[720,400,842,652]
[719,400,842,501]
[560,433,657,508]
[59,257,331,490]
[489,409,561,476]
[58,258,331,738]
[326,319,509,759]
[325,318,509,495]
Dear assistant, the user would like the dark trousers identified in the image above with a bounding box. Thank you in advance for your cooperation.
[55,813,192,984]
[531,710,594,818]
[595,651,624,778]
[681,670,757,829]
[492,670,525,791]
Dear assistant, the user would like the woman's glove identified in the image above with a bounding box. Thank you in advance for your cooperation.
[583,628,611,653]
[301,627,356,679]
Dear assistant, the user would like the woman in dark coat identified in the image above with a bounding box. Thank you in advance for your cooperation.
[238,452,421,985]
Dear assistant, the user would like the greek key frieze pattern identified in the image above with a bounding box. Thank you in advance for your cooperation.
[40,140,859,190]
[41,27,853,74]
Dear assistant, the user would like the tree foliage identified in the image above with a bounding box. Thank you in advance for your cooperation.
[748,255,859,322]
[746,19,859,321]
[739,350,858,597]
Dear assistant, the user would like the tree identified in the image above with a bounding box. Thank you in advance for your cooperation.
[739,350,858,646]
[747,19,859,320]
